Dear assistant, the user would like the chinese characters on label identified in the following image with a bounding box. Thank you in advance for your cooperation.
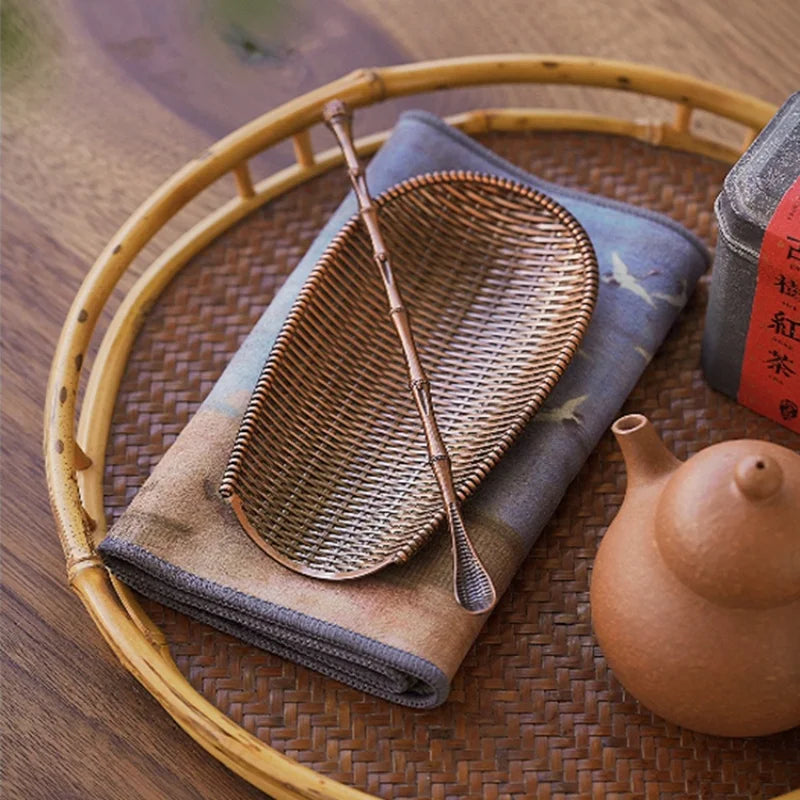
[737,177,800,433]
[768,311,800,342]
[765,349,796,377]
[787,234,800,264]
[775,274,800,298]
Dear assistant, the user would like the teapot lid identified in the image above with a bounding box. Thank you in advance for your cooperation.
[655,439,800,609]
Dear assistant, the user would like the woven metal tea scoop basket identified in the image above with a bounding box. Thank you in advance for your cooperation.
[219,102,598,610]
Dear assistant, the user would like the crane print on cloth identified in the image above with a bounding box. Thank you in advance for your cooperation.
[535,394,590,425]
[604,252,690,309]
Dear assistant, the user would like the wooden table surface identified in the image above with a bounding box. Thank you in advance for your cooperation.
[3,1,798,798]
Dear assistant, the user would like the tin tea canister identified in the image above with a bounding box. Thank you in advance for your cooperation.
[702,92,800,431]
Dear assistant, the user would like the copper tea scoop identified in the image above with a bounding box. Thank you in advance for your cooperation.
[220,103,597,615]
[322,100,497,614]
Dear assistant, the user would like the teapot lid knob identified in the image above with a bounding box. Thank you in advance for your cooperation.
[655,441,800,609]
[734,455,783,500]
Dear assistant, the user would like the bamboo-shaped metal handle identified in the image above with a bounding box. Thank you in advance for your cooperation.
[323,99,497,615]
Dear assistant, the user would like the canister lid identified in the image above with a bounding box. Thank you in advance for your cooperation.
[718,92,800,252]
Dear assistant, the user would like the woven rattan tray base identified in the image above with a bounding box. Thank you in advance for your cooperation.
[104,130,800,799]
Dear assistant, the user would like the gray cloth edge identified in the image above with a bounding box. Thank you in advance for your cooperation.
[100,540,450,707]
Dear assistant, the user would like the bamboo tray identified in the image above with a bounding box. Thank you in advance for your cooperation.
[45,55,800,799]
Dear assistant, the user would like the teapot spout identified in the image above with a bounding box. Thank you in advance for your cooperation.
[612,414,681,490]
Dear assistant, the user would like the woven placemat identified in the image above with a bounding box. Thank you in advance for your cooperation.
[104,129,800,800]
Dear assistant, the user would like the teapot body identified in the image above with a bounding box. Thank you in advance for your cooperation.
[590,415,800,737]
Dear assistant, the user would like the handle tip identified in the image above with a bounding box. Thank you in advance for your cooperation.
[322,99,351,125]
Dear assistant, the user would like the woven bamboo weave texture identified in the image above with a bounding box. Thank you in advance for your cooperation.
[104,130,800,800]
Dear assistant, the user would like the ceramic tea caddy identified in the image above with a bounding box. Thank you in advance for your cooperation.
[591,413,800,737]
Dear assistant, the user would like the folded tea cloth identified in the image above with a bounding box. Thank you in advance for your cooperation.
[99,110,709,708]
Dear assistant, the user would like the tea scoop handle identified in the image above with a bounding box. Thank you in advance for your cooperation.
[323,99,497,615]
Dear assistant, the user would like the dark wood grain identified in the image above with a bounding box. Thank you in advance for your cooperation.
[2,0,798,798]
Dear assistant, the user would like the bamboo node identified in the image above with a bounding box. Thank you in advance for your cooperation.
[361,67,386,102]
[67,555,104,585]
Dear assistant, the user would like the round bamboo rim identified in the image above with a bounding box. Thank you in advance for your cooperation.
[44,55,796,800]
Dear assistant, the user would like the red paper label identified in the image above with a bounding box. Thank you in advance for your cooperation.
[738,174,800,432]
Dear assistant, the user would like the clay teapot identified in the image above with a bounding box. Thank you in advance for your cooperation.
[590,413,800,737]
